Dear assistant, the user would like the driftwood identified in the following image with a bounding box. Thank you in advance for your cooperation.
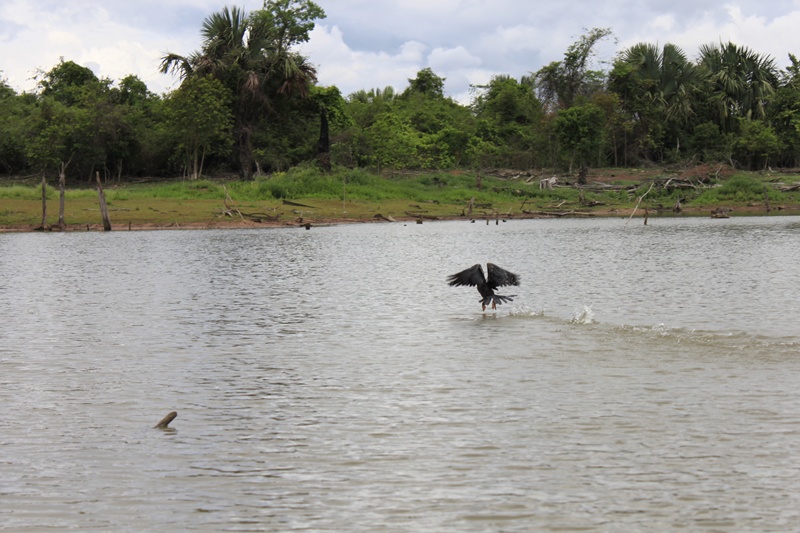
[154,411,177,429]
[220,185,279,222]
[222,185,244,220]
[373,213,396,222]
[220,211,280,223]
[282,199,316,208]
[626,182,655,225]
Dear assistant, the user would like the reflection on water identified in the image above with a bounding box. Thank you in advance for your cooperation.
[1,216,800,531]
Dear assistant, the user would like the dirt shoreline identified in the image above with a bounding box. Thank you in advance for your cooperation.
[4,204,791,233]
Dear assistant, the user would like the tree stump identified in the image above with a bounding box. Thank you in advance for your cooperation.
[95,171,112,231]
[40,175,47,229]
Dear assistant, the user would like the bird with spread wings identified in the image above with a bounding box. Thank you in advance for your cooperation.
[447,263,520,311]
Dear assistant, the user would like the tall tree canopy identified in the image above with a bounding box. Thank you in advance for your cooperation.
[160,1,325,179]
[612,43,703,125]
[531,28,613,111]
[697,42,778,132]
[7,20,800,181]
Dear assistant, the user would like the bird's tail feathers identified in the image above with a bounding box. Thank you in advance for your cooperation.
[481,294,516,307]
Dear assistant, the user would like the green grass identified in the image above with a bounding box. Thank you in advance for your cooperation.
[2,167,800,228]
[693,175,779,206]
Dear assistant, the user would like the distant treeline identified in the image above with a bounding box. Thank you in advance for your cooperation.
[2,2,800,186]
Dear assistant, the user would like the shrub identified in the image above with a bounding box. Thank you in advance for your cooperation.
[694,175,777,205]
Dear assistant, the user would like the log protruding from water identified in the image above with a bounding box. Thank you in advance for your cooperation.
[155,411,177,429]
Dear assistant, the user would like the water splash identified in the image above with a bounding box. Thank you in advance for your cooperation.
[508,305,544,318]
[571,305,595,325]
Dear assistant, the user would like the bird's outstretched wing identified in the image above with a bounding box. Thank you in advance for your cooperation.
[447,264,486,287]
[487,263,520,289]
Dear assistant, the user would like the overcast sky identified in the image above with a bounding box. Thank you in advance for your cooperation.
[2,0,799,103]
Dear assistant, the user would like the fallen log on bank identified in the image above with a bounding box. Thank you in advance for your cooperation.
[282,199,316,208]
[220,185,280,222]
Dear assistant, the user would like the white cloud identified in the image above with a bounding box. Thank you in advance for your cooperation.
[2,0,799,101]
[429,46,481,70]
[302,25,430,96]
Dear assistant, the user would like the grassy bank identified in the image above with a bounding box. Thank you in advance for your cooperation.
[3,165,800,230]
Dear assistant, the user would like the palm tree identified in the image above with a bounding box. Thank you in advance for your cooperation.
[617,42,703,126]
[348,87,398,106]
[160,3,321,179]
[697,42,778,132]
[609,42,704,160]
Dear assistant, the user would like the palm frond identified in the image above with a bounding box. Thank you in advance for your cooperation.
[159,52,193,78]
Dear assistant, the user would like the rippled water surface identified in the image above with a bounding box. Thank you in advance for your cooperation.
[2,216,800,531]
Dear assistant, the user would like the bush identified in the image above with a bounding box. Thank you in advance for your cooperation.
[694,175,777,205]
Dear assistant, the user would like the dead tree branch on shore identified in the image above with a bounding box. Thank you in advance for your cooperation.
[626,182,655,225]
[218,185,280,222]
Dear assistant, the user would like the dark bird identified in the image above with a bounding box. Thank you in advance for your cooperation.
[447,263,520,311]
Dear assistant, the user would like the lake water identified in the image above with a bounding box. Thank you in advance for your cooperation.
[2,216,799,532]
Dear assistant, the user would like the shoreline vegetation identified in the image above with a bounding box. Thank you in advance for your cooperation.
[3,165,800,233]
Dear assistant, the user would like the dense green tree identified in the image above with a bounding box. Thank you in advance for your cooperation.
[365,113,419,169]
[0,75,13,99]
[341,69,474,170]
[38,59,99,96]
[471,75,544,167]
[29,60,123,180]
[340,87,398,167]
[164,76,234,179]
[2,62,170,180]
[688,121,732,164]
[309,85,348,171]
[0,80,31,174]
[473,75,541,124]
[553,103,605,175]
[116,75,154,106]
[160,1,324,179]
[768,54,800,166]
[111,76,171,177]
[732,119,781,169]
[347,87,397,128]
[397,69,474,169]
[589,90,631,167]
[402,68,445,99]
[24,97,80,175]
